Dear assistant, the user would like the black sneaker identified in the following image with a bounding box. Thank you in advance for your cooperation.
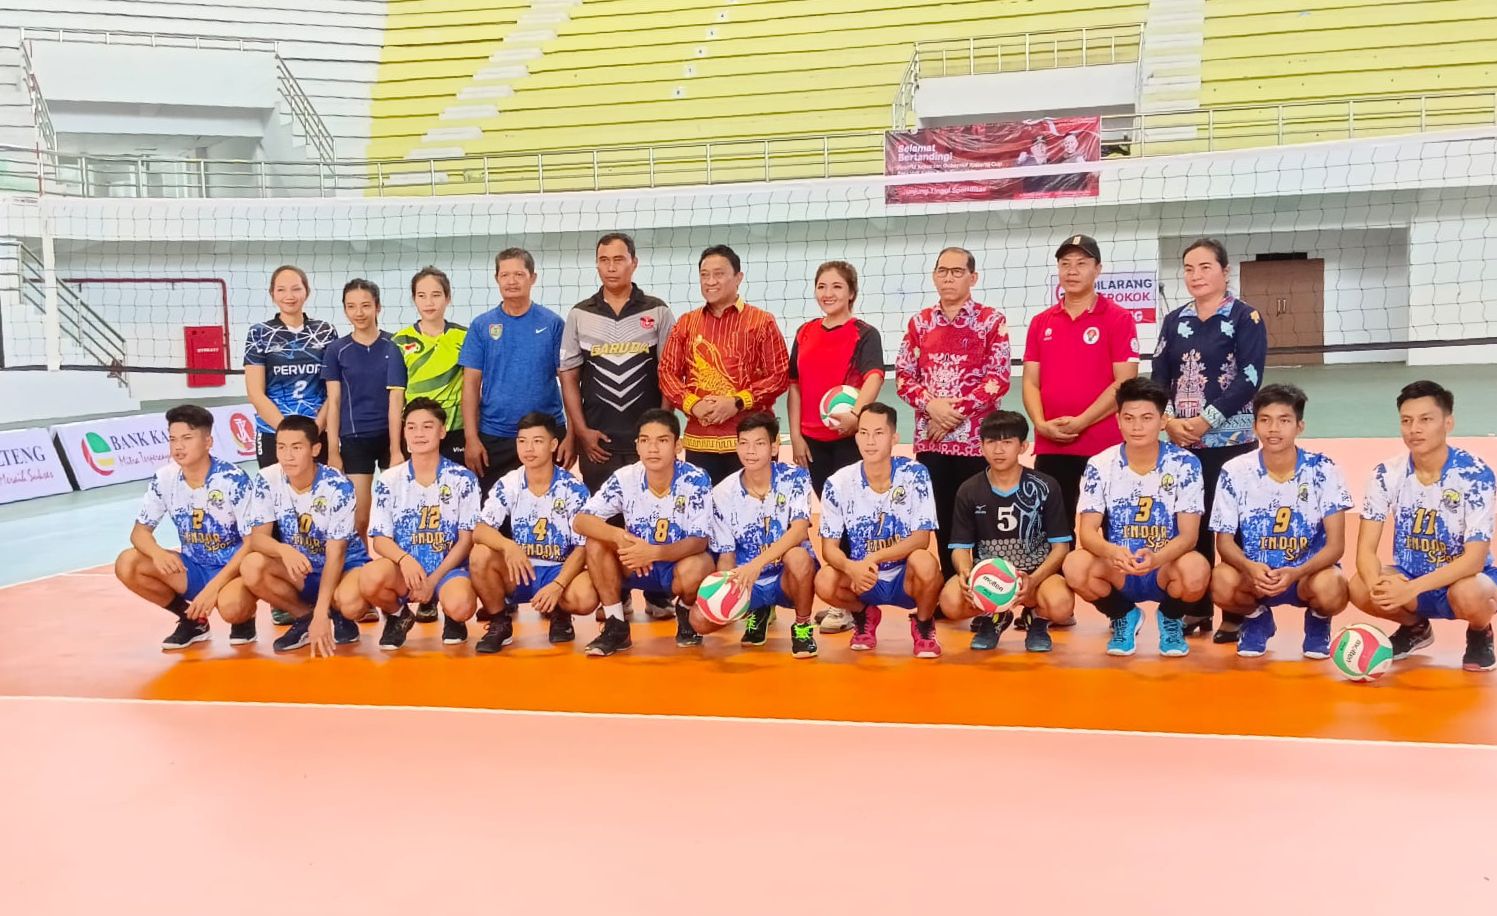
[740,606,773,646]
[1390,619,1434,659]
[675,602,702,647]
[549,610,575,644]
[442,615,469,645]
[270,608,294,626]
[413,600,440,623]
[273,616,311,652]
[1462,624,1495,671]
[585,617,632,657]
[790,621,818,658]
[475,613,513,654]
[1013,607,1033,631]
[378,610,416,652]
[1183,615,1214,638]
[332,613,360,645]
[161,618,210,650]
[228,619,257,646]
[970,610,1014,651]
[1211,625,1238,644]
[1025,617,1053,653]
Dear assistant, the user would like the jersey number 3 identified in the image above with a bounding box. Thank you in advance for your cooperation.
[1133,497,1155,523]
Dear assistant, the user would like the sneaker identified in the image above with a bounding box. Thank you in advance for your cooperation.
[1158,611,1189,657]
[442,615,469,645]
[475,613,514,655]
[820,607,854,633]
[585,617,632,657]
[359,607,380,624]
[1463,624,1496,672]
[1302,611,1332,659]
[741,607,773,646]
[549,611,576,644]
[1390,619,1434,660]
[675,603,702,648]
[1182,615,1213,637]
[970,610,1014,651]
[790,621,818,658]
[645,593,676,621]
[1013,607,1033,631]
[162,618,210,650]
[910,615,942,659]
[1211,624,1239,645]
[413,600,439,623]
[1105,607,1143,656]
[332,613,360,645]
[1236,608,1277,658]
[273,616,311,652]
[850,606,882,651]
[270,608,294,626]
[378,610,416,652]
[1025,617,1053,653]
[228,619,257,646]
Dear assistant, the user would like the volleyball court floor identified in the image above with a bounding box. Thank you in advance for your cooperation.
[4,372,1496,912]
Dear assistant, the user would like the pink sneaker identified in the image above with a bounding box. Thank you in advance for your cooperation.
[910,614,942,659]
[850,605,882,651]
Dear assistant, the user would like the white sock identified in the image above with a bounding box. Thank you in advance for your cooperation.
[1245,606,1266,619]
[603,603,625,621]
[1308,610,1329,620]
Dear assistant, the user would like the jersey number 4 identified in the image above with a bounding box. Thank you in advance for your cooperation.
[532,518,549,541]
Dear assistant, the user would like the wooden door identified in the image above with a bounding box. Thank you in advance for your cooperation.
[1239,258,1325,366]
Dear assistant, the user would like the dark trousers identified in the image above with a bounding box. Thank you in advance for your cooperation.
[1033,452,1091,541]
[686,449,742,486]
[477,433,521,501]
[578,436,638,493]
[916,451,988,579]
[1189,442,1258,624]
[440,428,466,466]
[804,435,861,499]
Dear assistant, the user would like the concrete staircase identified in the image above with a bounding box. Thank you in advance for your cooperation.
[1138,0,1205,140]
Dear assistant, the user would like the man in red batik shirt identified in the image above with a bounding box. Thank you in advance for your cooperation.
[895,246,1012,579]
[659,244,789,484]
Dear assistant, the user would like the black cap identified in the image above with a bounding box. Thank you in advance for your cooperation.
[1055,234,1102,262]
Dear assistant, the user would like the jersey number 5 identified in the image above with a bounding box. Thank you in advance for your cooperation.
[1133,497,1155,523]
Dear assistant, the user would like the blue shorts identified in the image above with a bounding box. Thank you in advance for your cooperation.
[392,566,470,601]
[625,561,676,595]
[745,557,819,609]
[1392,564,1497,620]
[510,563,562,604]
[857,564,917,610]
[297,555,370,606]
[1119,570,1167,605]
[180,553,225,601]
[1261,580,1307,610]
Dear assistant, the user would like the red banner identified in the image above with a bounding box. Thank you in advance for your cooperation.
[884,117,1101,204]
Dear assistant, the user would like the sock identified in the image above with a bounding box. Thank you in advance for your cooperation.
[1159,596,1188,620]
[794,614,812,626]
[1307,610,1329,620]
[1092,589,1134,620]
[165,595,189,619]
[603,603,625,621]
[1244,606,1266,619]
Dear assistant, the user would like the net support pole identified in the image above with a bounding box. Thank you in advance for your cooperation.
[40,220,60,372]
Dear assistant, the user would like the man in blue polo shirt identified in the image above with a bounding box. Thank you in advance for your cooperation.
[460,247,572,498]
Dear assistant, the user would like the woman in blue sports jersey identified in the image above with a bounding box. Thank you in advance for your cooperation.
[244,265,338,470]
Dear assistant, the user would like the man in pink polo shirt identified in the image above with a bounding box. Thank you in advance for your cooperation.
[1022,234,1140,537]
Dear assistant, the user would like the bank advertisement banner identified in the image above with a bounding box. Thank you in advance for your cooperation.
[884,117,1101,204]
[0,427,73,504]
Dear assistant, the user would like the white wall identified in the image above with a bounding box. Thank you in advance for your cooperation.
[0,368,137,425]
[916,63,1139,125]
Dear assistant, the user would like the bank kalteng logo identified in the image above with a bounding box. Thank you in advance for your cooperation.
[82,431,116,476]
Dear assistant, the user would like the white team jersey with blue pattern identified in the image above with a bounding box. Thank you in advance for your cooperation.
[1079,443,1204,552]
[1361,446,1496,577]
[819,456,937,577]
[1210,448,1352,568]
[710,463,814,574]
[136,457,254,568]
[582,460,713,545]
[369,458,481,574]
[481,465,590,566]
[248,464,368,571]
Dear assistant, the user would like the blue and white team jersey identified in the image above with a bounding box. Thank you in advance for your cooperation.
[819,457,937,576]
[136,457,254,569]
[1079,443,1204,552]
[710,463,814,576]
[1361,446,1497,577]
[243,315,338,433]
[582,460,713,545]
[481,465,590,566]
[1210,449,1352,568]
[247,463,369,570]
[369,458,481,574]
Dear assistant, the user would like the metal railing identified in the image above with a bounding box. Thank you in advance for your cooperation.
[0,91,1492,200]
[15,38,56,157]
[9,240,128,373]
[894,24,1145,128]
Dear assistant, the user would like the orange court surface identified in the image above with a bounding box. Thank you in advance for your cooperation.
[3,437,1495,914]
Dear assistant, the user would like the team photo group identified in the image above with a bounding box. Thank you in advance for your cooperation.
[112,232,1497,672]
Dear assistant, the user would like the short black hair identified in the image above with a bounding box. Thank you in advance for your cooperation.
[342,278,380,306]
[1115,377,1169,413]
[496,247,536,274]
[859,401,898,431]
[1183,237,1229,268]
[736,411,779,441]
[1253,383,1308,421]
[1397,380,1454,414]
[165,404,214,433]
[636,407,681,439]
[403,396,448,427]
[517,410,562,438]
[698,244,741,273]
[597,232,637,259]
[277,414,320,444]
[936,246,976,272]
[979,409,1028,442]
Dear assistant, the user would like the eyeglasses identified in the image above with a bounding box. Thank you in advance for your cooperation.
[934,267,969,278]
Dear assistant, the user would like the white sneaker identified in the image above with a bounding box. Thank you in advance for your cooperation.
[819,608,854,634]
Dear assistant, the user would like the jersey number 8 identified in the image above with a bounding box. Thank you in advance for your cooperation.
[653,518,670,543]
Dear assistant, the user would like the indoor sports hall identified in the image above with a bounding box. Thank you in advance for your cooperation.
[2,2,1495,913]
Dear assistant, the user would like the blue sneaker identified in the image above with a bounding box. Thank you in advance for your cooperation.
[332,612,360,645]
[1105,607,1143,656]
[1024,617,1053,653]
[1236,607,1277,657]
[273,616,311,653]
[1302,610,1332,659]
[1158,610,1189,657]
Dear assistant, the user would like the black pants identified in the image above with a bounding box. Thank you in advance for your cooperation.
[477,433,522,502]
[1033,452,1091,541]
[916,451,988,579]
[686,449,742,486]
[804,435,861,498]
[440,428,466,465]
[1188,442,1258,624]
[578,435,638,493]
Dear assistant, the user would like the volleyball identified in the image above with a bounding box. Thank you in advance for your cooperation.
[968,557,1022,616]
[819,385,860,428]
[1331,623,1395,682]
[695,571,752,625]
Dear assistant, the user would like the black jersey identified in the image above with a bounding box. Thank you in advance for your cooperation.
[948,468,1072,573]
